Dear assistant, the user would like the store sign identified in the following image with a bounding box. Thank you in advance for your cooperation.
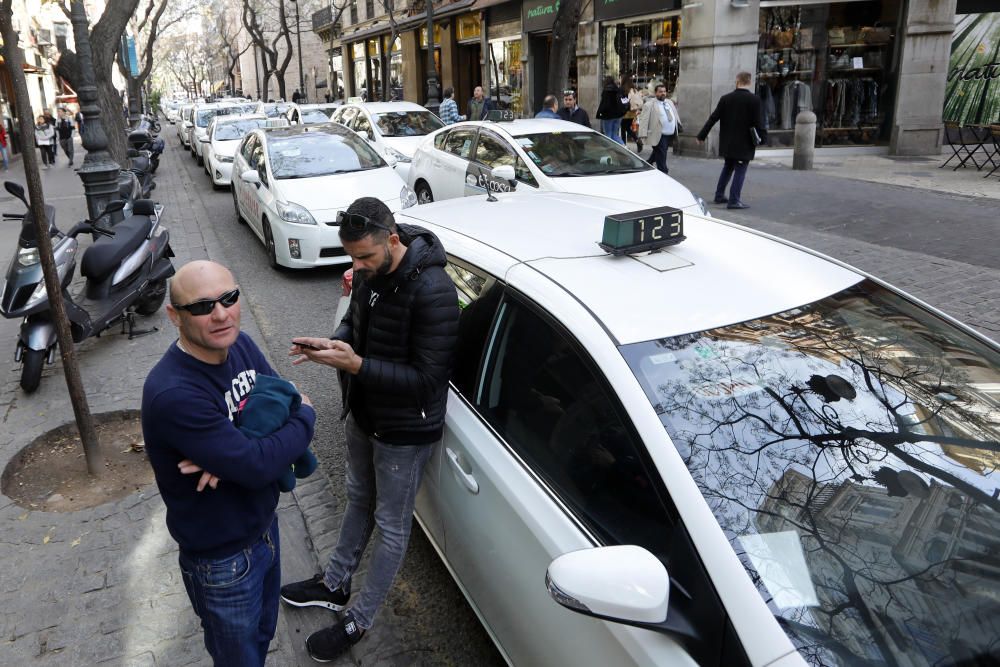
[594,0,681,22]
[945,13,1000,125]
[523,0,559,33]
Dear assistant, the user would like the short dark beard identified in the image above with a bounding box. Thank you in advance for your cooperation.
[355,244,393,283]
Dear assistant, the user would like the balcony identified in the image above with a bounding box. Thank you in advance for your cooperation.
[312,6,333,32]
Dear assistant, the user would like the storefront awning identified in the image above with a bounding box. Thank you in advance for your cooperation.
[470,0,513,10]
[342,0,476,43]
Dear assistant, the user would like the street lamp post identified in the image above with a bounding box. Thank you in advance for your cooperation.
[71,0,123,223]
[292,0,305,99]
[424,0,439,114]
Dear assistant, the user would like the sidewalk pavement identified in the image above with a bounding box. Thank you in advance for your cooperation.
[0,146,350,665]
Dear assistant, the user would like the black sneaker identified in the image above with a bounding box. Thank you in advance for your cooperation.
[307,610,365,663]
[280,574,350,611]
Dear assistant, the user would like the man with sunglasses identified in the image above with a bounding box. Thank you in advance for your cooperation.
[142,260,317,666]
[282,197,459,662]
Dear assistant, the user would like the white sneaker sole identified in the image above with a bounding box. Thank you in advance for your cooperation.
[280,595,345,612]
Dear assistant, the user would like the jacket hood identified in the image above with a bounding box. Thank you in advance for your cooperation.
[395,223,447,279]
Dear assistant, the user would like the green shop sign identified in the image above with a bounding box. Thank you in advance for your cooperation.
[945,13,1000,125]
[594,0,680,22]
[523,0,559,32]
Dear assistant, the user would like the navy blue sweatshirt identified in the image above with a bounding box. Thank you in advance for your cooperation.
[142,333,315,558]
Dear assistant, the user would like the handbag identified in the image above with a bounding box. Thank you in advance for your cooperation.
[828,27,846,45]
[773,29,795,49]
[798,27,813,50]
[861,25,892,45]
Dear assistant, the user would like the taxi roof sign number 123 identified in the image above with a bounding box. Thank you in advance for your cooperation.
[599,206,685,256]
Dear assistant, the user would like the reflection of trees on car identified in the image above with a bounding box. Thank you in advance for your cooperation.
[622,279,1000,666]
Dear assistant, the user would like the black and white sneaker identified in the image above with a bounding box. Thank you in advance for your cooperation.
[280,574,350,611]
[307,610,365,662]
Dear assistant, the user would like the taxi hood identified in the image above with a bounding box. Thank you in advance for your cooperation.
[274,167,404,222]
[546,168,698,209]
[382,135,425,157]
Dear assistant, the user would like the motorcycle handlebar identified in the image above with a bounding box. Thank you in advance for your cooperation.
[3,213,25,219]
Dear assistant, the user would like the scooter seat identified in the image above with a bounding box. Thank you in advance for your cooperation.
[80,215,152,281]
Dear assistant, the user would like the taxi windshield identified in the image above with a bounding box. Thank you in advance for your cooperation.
[262,104,291,118]
[517,132,650,177]
[196,108,233,127]
[374,110,444,137]
[619,278,1000,667]
[215,119,267,141]
[301,109,334,123]
[268,131,385,179]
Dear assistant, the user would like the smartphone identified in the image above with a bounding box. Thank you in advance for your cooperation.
[292,340,320,351]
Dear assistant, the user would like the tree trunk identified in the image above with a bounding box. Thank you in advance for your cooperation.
[97,78,129,162]
[546,0,583,97]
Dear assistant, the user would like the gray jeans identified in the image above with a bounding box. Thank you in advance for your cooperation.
[323,413,434,629]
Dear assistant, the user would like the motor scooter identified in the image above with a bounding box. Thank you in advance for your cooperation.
[0,181,175,392]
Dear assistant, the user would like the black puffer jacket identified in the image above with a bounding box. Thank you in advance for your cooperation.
[333,224,459,445]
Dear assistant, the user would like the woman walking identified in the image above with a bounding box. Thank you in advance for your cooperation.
[596,75,626,145]
[34,115,55,169]
[620,74,644,152]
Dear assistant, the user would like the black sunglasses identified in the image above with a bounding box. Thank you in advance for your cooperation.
[335,211,392,233]
[173,288,240,316]
[562,90,575,97]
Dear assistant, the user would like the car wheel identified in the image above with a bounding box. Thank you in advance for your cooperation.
[262,218,282,270]
[415,182,433,205]
[197,151,204,166]
[232,188,245,224]
[20,348,45,393]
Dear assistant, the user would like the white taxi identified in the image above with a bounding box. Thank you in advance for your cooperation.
[406,116,710,215]
[201,114,268,188]
[335,192,1000,666]
[330,100,444,183]
[231,123,416,269]
[177,103,195,147]
[189,102,239,165]
[285,102,341,125]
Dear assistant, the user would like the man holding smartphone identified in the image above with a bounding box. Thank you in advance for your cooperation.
[285,197,459,662]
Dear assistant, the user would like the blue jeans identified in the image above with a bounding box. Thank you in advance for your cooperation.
[715,158,749,203]
[179,516,281,667]
[601,118,624,145]
[324,414,434,630]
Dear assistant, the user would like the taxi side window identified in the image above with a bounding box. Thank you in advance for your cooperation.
[339,107,358,127]
[240,135,258,164]
[251,144,267,183]
[353,114,372,136]
[445,259,502,397]
[475,298,672,555]
[443,129,476,159]
[475,133,538,188]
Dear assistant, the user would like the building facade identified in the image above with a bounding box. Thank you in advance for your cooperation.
[312,0,992,155]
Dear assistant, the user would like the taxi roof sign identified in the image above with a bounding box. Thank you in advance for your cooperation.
[485,109,515,122]
[599,206,685,256]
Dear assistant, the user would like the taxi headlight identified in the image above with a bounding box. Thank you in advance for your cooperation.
[400,186,417,209]
[386,146,411,163]
[277,201,317,225]
[17,247,40,267]
[218,154,234,163]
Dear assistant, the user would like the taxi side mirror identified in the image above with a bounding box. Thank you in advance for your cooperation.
[240,169,261,186]
[491,165,516,182]
[360,130,372,141]
[547,545,702,646]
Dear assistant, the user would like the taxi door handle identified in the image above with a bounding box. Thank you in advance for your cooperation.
[445,447,479,495]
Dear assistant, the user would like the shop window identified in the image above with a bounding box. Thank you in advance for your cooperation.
[755,2,900,148]
[602,16,681,96]
[487,38,523,116]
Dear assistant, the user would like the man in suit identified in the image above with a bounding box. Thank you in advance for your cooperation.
[697,71,766,210]
[467,86,493,121]
[636,84,680,175]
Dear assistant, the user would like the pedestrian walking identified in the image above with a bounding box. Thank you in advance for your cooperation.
[466,85,493,121]
[535,94,560,119]
[636,83,680,175]
[620,74,644,151]
[438,87,465,124]
[141,260,317,667]
[42,110,58,165]
[596,75,627,145]
[283,196,459,663]
[696,71,766,210]
[34,115,55,169]
[558,89,591,127]
[0,121,9,171]
[292,88,303,104]
[57,108,75,166]
[74,107,84,137]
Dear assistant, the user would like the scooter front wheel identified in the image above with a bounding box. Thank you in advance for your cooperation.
[20,348,45,393]
[135,279,167,316]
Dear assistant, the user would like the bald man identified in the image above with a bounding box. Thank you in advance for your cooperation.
[141,260,316,666]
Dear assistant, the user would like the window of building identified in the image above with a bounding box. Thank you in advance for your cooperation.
[487,37,523,115]
[602,15,681,95]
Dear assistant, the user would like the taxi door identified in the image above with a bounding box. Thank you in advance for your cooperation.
[436,281,688,666]
[233,134,259,223]
[463,130,536,198]
[432,128,478,200]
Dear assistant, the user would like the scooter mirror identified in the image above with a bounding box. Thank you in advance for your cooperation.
[5,181,26,203]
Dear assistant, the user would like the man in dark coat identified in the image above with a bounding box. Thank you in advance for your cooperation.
[283,197,459,663]
[558,90,591,128]
[697,71,766,210]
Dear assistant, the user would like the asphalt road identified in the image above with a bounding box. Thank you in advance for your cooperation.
[168,144,506,666]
